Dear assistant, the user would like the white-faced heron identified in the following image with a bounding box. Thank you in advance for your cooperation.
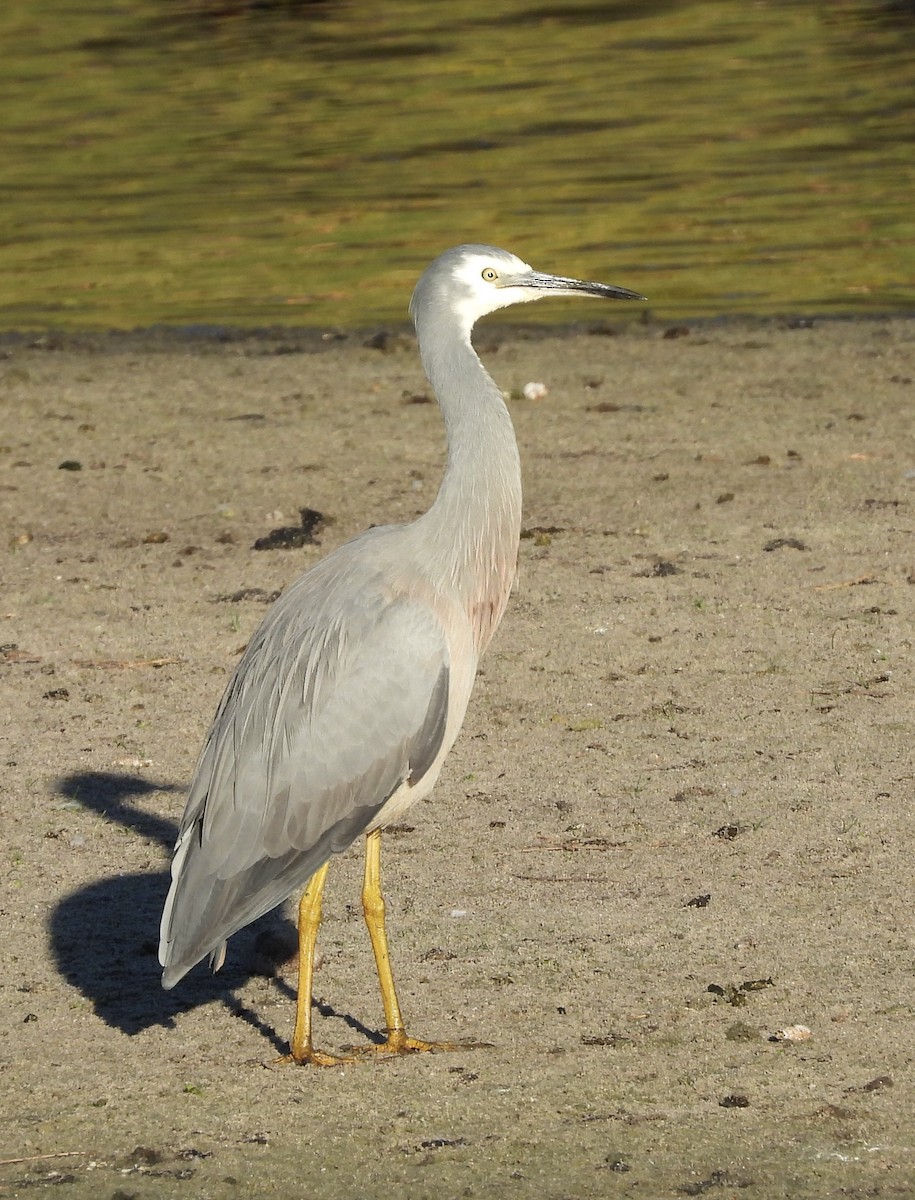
[159,244,645,1064]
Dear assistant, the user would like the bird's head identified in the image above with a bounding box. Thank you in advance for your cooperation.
[410,244,645,338]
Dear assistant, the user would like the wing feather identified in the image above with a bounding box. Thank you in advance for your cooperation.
[159,550,451,987]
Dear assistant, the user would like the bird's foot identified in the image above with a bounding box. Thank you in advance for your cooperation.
[348,1030,490,1058]
[274,1044,356,1068]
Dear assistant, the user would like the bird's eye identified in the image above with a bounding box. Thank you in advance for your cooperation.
[481,267,498,282]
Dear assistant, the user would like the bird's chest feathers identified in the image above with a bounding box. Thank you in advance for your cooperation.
[467,551,517,654]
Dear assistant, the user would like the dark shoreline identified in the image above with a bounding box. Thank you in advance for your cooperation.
[1,309,914,356]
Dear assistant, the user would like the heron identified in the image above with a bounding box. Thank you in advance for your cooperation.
[159,244,645,1065]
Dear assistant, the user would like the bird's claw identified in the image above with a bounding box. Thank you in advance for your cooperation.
[273,1046,356,1068]
[346,1032,491,1058]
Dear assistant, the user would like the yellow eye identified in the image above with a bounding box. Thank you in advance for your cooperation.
[481,267,498,282]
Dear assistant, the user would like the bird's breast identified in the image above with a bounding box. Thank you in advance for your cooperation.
[469,568,514,655]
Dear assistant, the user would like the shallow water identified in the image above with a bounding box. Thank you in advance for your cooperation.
[4,0,915,328]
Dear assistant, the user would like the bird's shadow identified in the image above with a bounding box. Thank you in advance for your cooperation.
[48,771,379,1053]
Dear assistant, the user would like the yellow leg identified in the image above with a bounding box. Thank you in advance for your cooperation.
[357,828,473,1056]
[283,861,353,1067]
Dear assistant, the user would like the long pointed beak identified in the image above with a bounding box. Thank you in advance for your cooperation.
[505,270,646,303]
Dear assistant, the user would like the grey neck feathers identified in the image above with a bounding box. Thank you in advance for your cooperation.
[414,320,522,632]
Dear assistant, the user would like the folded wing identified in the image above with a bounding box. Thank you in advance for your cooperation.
[159,561,450,987]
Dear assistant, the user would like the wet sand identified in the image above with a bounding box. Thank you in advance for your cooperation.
[1,317,914,1198]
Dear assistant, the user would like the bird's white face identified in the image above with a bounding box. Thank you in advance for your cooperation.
[448,249,542,330]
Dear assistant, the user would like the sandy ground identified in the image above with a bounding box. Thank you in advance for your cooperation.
[1,317,914,1199]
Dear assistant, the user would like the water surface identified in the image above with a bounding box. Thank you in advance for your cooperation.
[3,0,914,327]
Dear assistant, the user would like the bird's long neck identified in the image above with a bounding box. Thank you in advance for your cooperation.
[414,321,522,654]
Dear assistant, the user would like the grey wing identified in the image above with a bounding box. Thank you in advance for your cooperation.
[159,571,450,988]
